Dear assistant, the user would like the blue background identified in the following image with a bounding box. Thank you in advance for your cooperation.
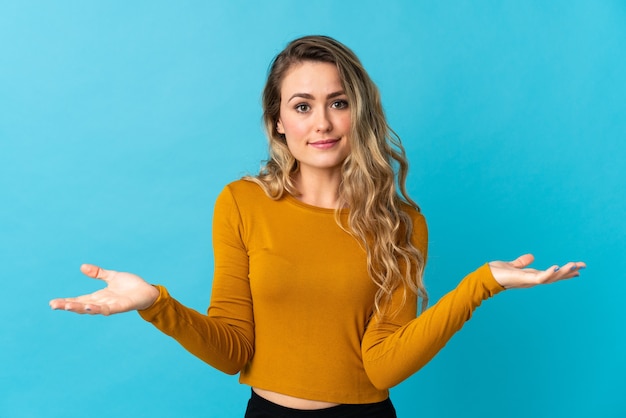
[1,1,624,417]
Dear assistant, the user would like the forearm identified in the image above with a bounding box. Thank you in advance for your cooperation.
[138,285,254,375]
[362,264,503,389]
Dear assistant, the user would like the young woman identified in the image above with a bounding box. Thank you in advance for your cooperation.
[50,36,585,417]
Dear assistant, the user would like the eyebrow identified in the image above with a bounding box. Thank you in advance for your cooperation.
[287,91,346,103]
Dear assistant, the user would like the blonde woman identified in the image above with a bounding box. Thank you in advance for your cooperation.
[50,36,585,417]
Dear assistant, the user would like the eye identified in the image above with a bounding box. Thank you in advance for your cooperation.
[331,99,349,110]
[295,103,310,113]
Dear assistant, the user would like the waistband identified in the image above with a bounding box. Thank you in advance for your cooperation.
[245,389,397,418]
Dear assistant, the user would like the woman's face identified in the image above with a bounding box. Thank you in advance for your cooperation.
[277,61,351,178]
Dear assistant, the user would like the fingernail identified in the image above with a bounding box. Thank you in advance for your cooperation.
[570,265,578,271]
[554,266,560,272]
[85,308,92,312]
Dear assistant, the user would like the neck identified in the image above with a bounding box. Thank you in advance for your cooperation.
[293,169,343,209]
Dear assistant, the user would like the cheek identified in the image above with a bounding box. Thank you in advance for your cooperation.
[336,113,352,132]
[280,116,308,138]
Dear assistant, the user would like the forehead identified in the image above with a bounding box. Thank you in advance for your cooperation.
[280,61,343,97]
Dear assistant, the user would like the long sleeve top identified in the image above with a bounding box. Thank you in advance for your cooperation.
[138,179,504,404]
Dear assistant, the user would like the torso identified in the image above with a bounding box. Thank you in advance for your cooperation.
[220,180,427,404]
[253,388,340,410]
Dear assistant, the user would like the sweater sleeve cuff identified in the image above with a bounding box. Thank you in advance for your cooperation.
[137,285,170,322]
[479,263,506,296]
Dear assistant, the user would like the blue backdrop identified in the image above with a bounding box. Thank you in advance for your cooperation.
[1,1,624,417]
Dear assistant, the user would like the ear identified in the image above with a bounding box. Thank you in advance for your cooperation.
[276,119,285,134]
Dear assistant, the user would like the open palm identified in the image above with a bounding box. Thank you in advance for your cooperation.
[49,264,160,315]
[489,254,585,289]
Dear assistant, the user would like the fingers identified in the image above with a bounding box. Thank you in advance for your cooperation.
[50,264,118,315]
[49,298,66,310]
[80,264,109,280]
[490,257,585,289]
[49,299,111,315]
[509,253,535,269]
[49,297,82,310]
[534,261,586,286]
[552,261,586,280]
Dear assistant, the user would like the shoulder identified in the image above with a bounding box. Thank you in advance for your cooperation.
[400,202,427,230]
[215,178,280,218]
[400,202,428,258]
[213,179,271,228]
[217,179,268,205]
[223,178,266,196]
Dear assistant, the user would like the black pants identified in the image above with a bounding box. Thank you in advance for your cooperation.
[244,390,397,418]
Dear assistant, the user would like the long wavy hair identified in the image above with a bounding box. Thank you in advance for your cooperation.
[246,35,427,316]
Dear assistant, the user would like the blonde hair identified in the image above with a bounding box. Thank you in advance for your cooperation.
[246,35,427,316]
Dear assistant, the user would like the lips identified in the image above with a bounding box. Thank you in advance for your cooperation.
[308,139,340,149]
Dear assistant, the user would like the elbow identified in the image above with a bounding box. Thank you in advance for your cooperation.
[220,364,244,376]
[367,372,400,391]
[200,336,254,376]
[363,348,430,390]
[211,353,251,376]
[364,361,406,390]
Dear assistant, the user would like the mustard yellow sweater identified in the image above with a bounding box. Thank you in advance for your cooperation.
[139,180,504,404]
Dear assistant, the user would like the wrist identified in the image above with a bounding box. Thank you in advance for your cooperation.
[138,285,161,311]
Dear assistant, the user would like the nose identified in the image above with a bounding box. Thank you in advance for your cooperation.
[315,109,332,133]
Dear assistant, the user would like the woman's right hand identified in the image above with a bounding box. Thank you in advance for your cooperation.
[49,264,160,315]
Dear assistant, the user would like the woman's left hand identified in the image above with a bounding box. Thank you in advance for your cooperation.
[489,254,585,289]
